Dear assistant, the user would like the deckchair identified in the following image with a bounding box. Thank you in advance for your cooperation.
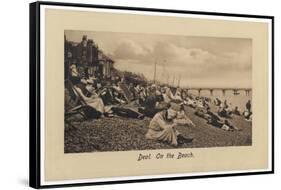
[119,82,133,102]
[64,79,88,123]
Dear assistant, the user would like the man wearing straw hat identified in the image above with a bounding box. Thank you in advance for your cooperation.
[145,103,193,146]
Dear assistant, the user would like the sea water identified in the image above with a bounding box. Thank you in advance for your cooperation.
[189,90,252,112]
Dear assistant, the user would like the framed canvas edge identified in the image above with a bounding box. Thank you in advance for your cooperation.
[30,2,41,189]
[29,1,275,189]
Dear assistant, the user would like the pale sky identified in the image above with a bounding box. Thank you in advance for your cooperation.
[65,30,252,88]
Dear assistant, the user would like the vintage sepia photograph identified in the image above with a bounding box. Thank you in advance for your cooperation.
[30,2,273,187]
[64,30,252,153]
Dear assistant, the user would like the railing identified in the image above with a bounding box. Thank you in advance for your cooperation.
[185,88,252,96]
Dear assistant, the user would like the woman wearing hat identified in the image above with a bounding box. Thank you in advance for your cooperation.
[74,78,105,116]
[145,103,193,146]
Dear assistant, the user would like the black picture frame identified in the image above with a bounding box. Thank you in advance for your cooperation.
[29,1,274,188]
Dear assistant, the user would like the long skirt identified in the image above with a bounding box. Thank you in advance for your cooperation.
[86,98,105,113]
[145,127,179,146]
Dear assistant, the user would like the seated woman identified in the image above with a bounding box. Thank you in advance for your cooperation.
[207,115,224,128]
[74,79,106,118]
[243,110,252,121]
[173,88,183,102]
[99,87,115,105]
[218,104,232,118]
[99,86,126,105]
[138,92,166,118]
[162,87,175,104]
[206,107,220,121]
[197,99,205,108]
[194,106,211,120]
[232,106,241,115]
[173,104,196,127]
[69,63,81,84]
[214,98,222,107]
[145,103,193,146]
[184,96,196,108]
[207,114,240,131]
[137,87,147,105]
[100,86,144,119]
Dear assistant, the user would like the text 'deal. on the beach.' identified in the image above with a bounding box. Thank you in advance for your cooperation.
[137,152,194,161]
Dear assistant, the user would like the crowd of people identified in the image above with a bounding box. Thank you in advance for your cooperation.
[65,63,252,147]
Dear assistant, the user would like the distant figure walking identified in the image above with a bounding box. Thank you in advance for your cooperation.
[246,100,251,112]
[243,100,252,121]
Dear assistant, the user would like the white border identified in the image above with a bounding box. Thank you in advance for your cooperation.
[39,4,273,186]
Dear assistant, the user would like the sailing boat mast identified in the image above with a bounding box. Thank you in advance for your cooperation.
[153,59,157,83]
[177,74,181,87]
